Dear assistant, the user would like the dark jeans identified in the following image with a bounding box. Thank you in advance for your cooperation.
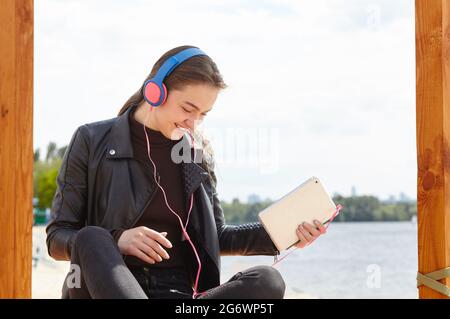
[67,226,286,299]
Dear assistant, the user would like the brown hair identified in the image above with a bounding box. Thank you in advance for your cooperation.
[118,45,227,186]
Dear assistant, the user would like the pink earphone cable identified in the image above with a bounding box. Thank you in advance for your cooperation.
[142,108,205,299]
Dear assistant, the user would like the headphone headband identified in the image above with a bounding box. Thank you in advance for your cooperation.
[143,47,208,107]
[153,48,207,83]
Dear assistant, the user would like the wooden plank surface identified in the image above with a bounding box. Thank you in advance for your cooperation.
[416,0,450,299]
[0,0,34,298]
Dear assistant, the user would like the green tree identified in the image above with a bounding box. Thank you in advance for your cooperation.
[34,149,40,162]
[45,142,57,162]
[33,141,65,210]
[35,159,61,210]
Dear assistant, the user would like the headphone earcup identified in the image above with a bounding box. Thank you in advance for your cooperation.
[143,80,168,106]
[144,80,163,106]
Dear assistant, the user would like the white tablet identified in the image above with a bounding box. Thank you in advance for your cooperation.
[258,176,338,252]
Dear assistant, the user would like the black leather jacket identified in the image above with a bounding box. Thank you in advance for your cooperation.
[46,105,279,294]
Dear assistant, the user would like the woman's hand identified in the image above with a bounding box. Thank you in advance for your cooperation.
[295,220,327,248]
[117,226,172,264]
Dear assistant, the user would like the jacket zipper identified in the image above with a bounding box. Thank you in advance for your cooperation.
[169,289,193,297]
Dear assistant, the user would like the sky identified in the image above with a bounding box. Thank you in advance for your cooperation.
[34,0,416,203]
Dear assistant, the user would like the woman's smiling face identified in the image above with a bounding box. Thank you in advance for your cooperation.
[148,83,219,140]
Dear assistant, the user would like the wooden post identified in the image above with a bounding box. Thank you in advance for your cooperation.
[416,0,450,299]
[0,0,34,298]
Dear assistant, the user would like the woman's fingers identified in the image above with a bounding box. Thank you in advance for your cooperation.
[314,220,327,234]
[295,229,308,248]
[142,235,170,260]
[302,222,321,237]
[136,241,163,262]
[142,227,173,249]
[296,227,308,242]
[131,246,156,264]
[295,220,328,249]
[298,224,314,241]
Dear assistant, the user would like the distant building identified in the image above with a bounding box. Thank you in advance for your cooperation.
[398,192,411,203]
[351,186,357,197]
[385,194,397,204]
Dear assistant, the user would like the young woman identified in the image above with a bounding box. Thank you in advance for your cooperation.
[45,45,326,299]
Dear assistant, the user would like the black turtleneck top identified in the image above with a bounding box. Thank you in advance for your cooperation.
[112,106,192,272]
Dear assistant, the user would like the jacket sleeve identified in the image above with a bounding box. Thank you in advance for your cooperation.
[45,125,90,261]
[208,168,280,257]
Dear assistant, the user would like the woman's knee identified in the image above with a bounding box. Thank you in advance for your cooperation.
[74,226,113,250]
[250,265,286,299]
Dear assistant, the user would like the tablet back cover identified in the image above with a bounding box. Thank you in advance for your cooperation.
[258,176,337,251]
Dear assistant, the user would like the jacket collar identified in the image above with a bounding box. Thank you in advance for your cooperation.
[106,104,210,197]
[105,105,135,159]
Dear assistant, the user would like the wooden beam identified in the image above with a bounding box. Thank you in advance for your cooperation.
[0,0,34,298]
[416,0,450,299]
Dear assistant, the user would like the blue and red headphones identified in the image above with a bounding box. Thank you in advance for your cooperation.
[143,47,207,107]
